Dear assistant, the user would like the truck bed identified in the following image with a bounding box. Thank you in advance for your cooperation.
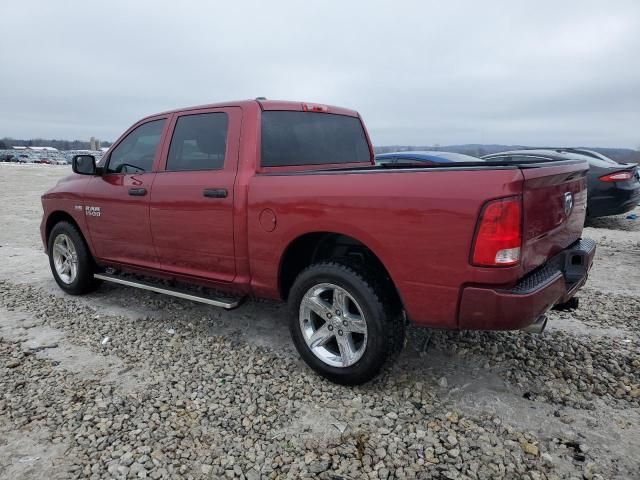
[248,158,589,327]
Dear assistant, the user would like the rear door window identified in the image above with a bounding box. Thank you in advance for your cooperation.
[167,113,228,171]
[261,111,371,167]
[106,119,165,174]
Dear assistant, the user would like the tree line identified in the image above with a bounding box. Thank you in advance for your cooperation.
[0,138,112,151]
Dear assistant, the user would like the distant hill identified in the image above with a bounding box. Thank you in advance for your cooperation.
[374,144,640,164]
[2,136,638,164]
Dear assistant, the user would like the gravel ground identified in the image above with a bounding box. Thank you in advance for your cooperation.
[1,164,639,479]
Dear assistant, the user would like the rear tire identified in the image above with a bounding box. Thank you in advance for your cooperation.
[48,221,100,295]
[288,262,404,385]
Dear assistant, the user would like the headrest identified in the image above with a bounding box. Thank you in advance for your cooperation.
[196,128,226,155]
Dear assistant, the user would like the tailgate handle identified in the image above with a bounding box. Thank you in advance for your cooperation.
[128,187,147,196]
[203,188,228,198]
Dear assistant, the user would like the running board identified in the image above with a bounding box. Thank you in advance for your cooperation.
[94,273,244,309]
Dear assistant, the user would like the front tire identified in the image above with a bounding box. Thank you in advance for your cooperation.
[288,262,404,385]
[48,221,100,295]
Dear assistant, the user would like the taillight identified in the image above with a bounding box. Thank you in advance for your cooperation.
[599,171,633,182]
[472,197,522,267]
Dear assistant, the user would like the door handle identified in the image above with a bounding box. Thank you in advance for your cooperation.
[128,187,147,196]
[203,188,228,198]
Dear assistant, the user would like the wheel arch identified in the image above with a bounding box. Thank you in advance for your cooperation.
[278,231,404,310]
[45,211,94,258]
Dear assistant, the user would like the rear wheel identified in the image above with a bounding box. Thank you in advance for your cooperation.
[288,262,404,385]
[48,222,100,295]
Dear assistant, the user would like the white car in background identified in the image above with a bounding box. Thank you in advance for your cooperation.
[18,154,34,163]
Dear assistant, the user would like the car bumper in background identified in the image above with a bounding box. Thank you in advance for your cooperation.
[588,185,640,218]
[458,238,596,330]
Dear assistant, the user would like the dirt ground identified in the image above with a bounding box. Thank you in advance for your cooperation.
[0,163,639,479]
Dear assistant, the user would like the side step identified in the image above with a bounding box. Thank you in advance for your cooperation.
[94,273,244,310]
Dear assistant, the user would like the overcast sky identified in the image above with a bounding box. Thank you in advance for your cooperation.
[2,0,639,148]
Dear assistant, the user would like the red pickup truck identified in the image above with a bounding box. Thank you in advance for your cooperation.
[40,99,595,384]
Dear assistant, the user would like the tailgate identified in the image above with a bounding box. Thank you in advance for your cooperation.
[520,161,589,273]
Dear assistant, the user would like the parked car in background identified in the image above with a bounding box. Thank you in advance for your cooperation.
[560,148,620,165]
[483,149,640,219]
[40,99,595,384]
[375,150,483,165]
[63,150,105,164]
[40,153,68,165]
[18,154,34,163]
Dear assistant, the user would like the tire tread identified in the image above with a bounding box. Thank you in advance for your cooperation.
[48,221,100,295]
[288,261,405,385]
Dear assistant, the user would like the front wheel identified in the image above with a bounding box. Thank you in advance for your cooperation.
[288,262,404,385]
[48,221,100,295]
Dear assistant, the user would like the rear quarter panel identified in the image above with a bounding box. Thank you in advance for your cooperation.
[247,168,527,327]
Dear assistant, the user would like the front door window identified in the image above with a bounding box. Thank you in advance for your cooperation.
[106,119,165,174]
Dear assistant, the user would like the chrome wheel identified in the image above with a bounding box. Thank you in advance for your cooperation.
[52,233,78,284]
[299,283,368,368]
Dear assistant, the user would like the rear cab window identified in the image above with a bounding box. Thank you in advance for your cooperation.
[260,111,371,168]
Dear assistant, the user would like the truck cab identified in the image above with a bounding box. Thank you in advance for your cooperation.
[41,99,595,385]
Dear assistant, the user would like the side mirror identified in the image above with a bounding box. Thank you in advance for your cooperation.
[72,155,97,175]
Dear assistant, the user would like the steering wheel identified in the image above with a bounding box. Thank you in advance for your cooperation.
[115,163,145,174]
[114,153,154,173]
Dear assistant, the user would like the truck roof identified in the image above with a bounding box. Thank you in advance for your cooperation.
[147,99,359,120]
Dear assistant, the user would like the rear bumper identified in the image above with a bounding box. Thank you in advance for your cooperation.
[458,238,596,330]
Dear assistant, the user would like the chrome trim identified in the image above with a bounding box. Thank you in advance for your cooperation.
[299,283,368,368]
[563,192,574,216]
[53,233,78,284]
[94,273,242,309]
[521,315,548,334]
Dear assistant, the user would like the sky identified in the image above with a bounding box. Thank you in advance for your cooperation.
[1,0,639,148]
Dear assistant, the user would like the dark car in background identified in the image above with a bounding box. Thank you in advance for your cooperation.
[375,150,483,165]
[483,149,640,219]
[560,148,621,165]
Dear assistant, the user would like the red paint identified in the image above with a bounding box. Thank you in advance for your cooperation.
[83,173,156,267]
[149,106,242,282]
[41,99,594,330]
[520,164,587,272]
[459,240,596,330]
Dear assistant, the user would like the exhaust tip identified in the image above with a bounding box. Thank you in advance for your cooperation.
[522,315,548,334]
